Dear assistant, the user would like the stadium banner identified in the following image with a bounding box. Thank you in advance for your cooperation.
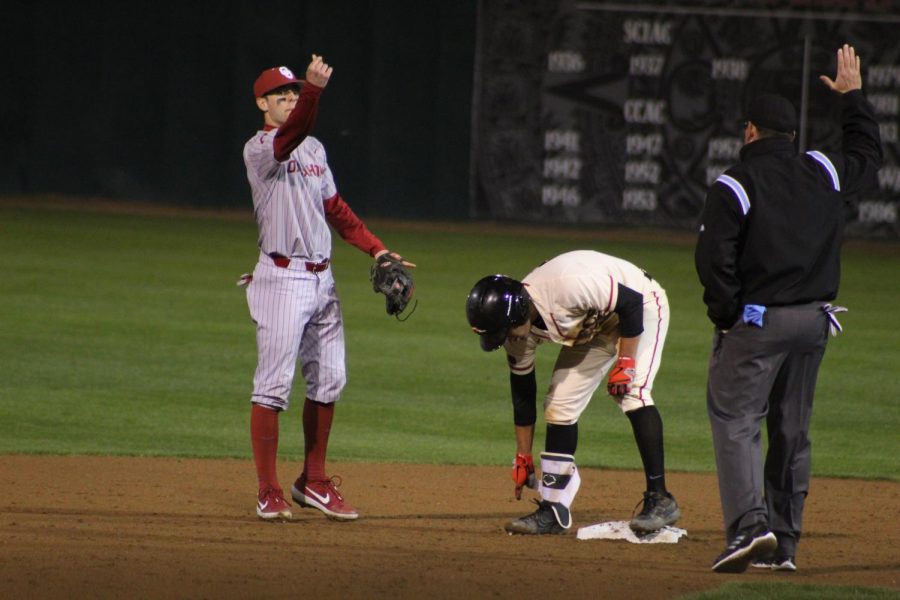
[470,0,899,237]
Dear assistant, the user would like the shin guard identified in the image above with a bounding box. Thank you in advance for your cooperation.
[539,452,581,529]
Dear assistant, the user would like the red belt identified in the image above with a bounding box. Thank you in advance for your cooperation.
[269,254,329,272]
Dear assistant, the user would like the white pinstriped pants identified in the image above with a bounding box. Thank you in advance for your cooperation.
[246,253,346,410]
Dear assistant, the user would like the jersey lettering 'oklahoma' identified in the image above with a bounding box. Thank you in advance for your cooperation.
[287,161,325,176]
[244,132,337,260]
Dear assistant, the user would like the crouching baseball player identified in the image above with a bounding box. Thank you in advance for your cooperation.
[466,250,680,535]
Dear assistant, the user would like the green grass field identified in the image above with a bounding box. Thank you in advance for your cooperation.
[679,581,900,599]
[1,202,897,482]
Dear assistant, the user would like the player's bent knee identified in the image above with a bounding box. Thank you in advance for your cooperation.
[305,372,346,402]
[544,409,580,426]
[544,396,589,424]
[617,395,655,413]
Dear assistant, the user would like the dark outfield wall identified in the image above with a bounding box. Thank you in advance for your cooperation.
[471,0,900,237]
[0,1,476,220]
[3,1,896,234]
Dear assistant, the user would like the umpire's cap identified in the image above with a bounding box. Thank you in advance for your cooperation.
[466,275,530,352]
[744,93,797,134]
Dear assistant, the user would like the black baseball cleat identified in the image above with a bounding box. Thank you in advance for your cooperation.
[505,500,566,535]
[712,523,778,573]
[629,491,681,534]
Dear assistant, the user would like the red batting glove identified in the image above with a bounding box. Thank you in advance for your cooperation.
[607,356,636,397]
[511,453,537,500]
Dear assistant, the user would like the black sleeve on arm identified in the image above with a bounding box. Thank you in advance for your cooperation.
[614,284,644,338]
[695,183,744,329]
[510,371,537,426]
[838,90,883,195]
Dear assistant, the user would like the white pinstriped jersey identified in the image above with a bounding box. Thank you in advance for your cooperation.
[243,132,337,261]
[522,250,657,347]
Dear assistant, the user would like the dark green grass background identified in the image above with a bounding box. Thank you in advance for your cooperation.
[1,204,898,481]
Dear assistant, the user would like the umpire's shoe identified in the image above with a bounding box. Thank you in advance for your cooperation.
[712,523,778,573]
[751,554,797,572]
[629,491,681,534]
[505,500,566,535]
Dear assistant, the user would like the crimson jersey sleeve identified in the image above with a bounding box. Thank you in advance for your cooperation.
[323,194,386,257]
[272,83,323,162]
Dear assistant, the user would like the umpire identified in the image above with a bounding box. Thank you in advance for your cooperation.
[695,44,882,574]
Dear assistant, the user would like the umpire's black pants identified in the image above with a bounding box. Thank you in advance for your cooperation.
[706,302,829,554]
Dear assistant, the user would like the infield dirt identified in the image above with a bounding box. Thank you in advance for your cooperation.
[1,456,897,599]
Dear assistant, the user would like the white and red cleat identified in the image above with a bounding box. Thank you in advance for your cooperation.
[256,486,292,521]
[291,474,359,521]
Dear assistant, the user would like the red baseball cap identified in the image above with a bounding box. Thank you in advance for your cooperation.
[253,66,302,98]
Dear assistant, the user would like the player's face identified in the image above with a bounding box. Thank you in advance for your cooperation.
[507,319,532,342]
[260,86,300,127]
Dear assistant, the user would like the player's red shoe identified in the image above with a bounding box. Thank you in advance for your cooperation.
[291,474,359,521]
[256,485,292,521]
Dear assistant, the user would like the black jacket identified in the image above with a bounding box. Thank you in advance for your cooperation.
[695,90,883,329]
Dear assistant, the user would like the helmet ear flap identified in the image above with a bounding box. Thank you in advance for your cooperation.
[508,287,531,327]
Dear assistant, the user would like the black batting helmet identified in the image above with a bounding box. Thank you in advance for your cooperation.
[466,274,530,352]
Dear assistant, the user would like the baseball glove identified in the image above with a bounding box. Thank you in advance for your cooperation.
[370,252,415,318]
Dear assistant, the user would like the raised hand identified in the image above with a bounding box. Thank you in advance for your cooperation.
[306,54,333,88]
[819,44,862,94]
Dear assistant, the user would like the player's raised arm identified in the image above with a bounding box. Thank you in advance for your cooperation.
[271,54,334,160]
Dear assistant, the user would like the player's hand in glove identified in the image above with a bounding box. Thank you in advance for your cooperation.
[511,453,537,500]
[607,356,636,397]
[375,250,416,269]
[371,250,416,317]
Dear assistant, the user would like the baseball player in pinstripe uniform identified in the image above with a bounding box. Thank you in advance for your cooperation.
[242,55,413,521]
[696,45,882,573]
[466,250,680,535]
